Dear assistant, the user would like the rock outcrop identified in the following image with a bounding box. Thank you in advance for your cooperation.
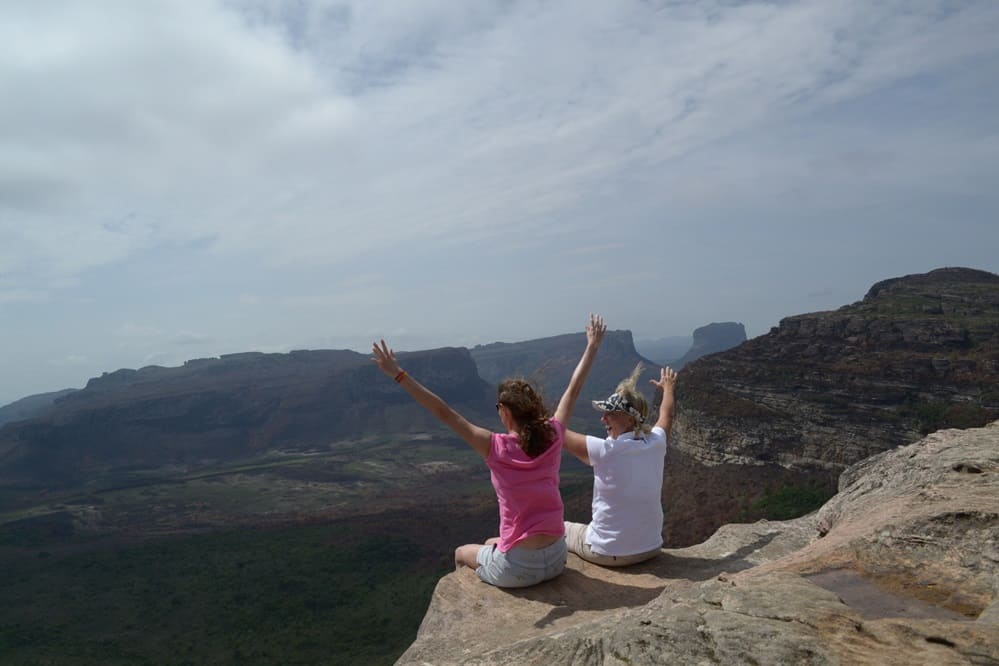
[666,267,999,546]
[633,335,691,366]
[0,388,77,428]
[470,330,657,432]
[0,348,494,486]
[674,321,747,368]
[0,330,664,489]
[399,422,999,665]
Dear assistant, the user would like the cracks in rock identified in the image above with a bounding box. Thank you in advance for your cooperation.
[659,530,783,581]
[925,635,957,648]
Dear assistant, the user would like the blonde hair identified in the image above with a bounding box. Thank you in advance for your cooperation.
[615,363,651,437]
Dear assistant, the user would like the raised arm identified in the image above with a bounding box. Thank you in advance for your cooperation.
[554,314,606,425]
[371,340,492,458]
[563,428,591,465]
[650,367,678,434]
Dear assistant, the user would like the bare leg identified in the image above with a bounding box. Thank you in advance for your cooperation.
[484,536,500,546]
[454,543,484,570]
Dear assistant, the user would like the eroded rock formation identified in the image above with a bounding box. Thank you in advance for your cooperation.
[665,267,999,546]
[0,348,494,485]
[674,321,747,368]
[399,422,999,665]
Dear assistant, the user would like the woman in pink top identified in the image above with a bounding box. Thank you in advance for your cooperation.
[372,314,606,587]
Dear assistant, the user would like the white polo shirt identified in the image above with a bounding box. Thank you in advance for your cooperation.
[584,426,667,556]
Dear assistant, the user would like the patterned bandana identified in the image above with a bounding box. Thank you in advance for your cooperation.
[591,392,644,424]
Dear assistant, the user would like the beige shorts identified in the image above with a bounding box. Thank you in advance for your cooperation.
[563,521,660,567]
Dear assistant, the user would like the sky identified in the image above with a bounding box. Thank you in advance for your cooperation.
[2,0,998,406]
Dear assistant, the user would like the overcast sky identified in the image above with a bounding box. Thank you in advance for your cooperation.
[2,0,998,406]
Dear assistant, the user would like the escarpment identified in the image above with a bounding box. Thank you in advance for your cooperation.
[0,348,494,486]
[399,422,999,665]
[665,267,999,546]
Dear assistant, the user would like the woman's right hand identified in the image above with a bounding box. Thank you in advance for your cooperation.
[586,313,606,347]
[371,339,403,378]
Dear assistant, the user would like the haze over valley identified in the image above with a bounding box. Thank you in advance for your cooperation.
[2,267,997,662]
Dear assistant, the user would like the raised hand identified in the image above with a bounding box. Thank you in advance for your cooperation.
[586,313,606,347]
[650,366,677,391]
[371,339,403,378]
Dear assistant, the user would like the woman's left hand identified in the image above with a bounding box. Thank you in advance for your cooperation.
[650,366,677,390]
[371,339,403,378]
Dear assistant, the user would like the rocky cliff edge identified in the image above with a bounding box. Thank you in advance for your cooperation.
[399,422,999,665]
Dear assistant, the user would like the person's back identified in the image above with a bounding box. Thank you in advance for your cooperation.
[488,418,565,550]
[563,363,677,567]
[586,427,666,556]
[371,314,607,587]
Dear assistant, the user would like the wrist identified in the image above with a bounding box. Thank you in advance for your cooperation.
[394,369,407,383]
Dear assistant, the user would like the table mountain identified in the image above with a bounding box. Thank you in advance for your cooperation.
[0,348,493,487]
[0,388,77,428]
[470,329,658,433]
[0,331,663,491]
[673,321,747,368]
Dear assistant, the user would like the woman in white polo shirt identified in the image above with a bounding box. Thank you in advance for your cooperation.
[563,363,677,566]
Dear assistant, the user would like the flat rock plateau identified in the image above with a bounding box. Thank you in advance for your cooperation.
[400,421,999,665]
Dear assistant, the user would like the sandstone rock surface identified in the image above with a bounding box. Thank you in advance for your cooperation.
[398,422,999,665]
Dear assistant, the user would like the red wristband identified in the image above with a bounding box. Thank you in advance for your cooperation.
[394,370,407,383]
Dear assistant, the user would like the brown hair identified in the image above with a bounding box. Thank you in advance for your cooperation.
[497,378,555,458]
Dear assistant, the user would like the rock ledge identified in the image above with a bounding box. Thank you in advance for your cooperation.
[400,422,999,665]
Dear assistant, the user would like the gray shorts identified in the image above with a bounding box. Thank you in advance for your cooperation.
[564,521,661,567]
[476,538,567,588]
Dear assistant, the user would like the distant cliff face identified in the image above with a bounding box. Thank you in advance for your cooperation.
[674,321,747,368]
[0,348,493,486]
[633,335,690,365]
[665,267,999,546]
[0,388,77,428]
[471,329,657,432]
[0,329,662,490]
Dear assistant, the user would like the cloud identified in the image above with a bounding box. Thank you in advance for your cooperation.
[114,323,162,339]
[1,0,997,406]
[4,1,996,295]
[173,332,215,346]
[46,354,90,366]
[0,287,47,304]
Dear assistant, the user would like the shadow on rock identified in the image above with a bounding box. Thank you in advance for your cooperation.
[644,530,781,581]
[510,567,666,628]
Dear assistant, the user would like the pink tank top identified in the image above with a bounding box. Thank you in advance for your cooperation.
[487,418,565,552]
